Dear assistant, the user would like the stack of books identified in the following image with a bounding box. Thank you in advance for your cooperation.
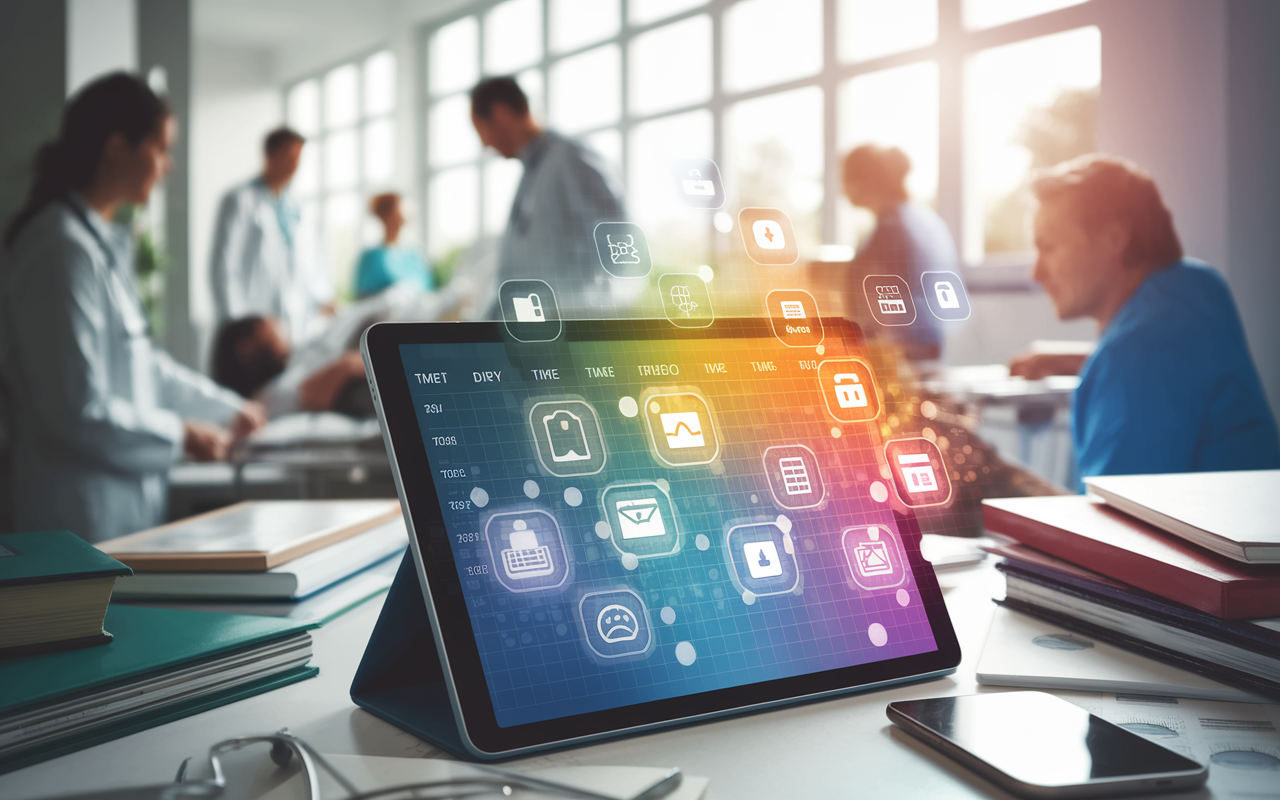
[102,499,407,624]
[980,470,1280,701]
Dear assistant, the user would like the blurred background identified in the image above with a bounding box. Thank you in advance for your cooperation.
[2,0,1278,491]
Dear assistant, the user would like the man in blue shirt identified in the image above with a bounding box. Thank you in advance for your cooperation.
[1011,155,1279,483]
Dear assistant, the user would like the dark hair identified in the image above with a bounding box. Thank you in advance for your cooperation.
[1031,154,1183,269]
[264,126,305,156]
[369,192,400,219]
[4,72,169,248]
[470,77,529,119]
[213,317,288,398]
[843,144,911,203]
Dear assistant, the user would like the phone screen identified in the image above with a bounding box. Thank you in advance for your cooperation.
[892,693,1203,786]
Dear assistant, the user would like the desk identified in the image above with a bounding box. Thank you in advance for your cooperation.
[5,558,1272,799]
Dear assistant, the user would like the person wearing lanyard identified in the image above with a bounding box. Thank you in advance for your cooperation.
[209,127,332,345]
[0,72,265,543]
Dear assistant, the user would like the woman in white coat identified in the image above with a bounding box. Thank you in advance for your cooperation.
[0,73,265,542]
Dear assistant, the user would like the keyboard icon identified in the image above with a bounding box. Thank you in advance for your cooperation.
[501,528,555,579]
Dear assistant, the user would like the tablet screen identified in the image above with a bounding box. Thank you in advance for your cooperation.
[394,321,944,730]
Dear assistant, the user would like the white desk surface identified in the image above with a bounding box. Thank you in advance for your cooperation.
[5,558,1273,800]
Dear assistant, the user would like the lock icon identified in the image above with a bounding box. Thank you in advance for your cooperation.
[682,169,716,196]
[833,373,868,409]
[934,281,960,309]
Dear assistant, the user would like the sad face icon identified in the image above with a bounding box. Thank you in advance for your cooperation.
[597,603,639,643]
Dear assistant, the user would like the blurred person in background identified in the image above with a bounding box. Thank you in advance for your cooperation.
[843,144,957,363]
[210,126,333,344]
[353,192,433,298]
[469,77,625,318]
[0,73,264,542]
[1011,154,1279,482]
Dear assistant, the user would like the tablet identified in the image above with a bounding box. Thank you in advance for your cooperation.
[361,317,960,758]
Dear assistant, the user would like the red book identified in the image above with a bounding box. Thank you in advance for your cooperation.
[983,496,1280,620]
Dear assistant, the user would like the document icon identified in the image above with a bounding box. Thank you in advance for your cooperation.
[780,301,806,319]
[512,293,545,323]
[661,412,705,449]
[615,498,666,540]
[543,409,591,463]
[779,457,812,495]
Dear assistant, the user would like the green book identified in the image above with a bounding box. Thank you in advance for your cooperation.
[0,530,132,657]
[0,605,318,774]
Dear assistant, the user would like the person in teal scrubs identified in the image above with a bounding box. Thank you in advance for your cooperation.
[353,193,433,298]
[1011,154,1279,486]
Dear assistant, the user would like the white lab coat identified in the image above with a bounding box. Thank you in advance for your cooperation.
[0,194,245,542]
[209,178,331,343]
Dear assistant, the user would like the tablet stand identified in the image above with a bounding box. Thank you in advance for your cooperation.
[350,551,473,758]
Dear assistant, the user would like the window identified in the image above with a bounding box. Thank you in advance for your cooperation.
[420,0,1100,274]
[286,50,398,298]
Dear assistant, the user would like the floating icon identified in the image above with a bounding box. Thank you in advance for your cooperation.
[499,279,561,342]
[765,289,824,348]
[725,521,799,596]
[512,293,545,322]
[642,389,719,467]
[862,275,917,327]
[485,509,570,593]
[752,219,786,250]
[884,437,952,507]
[501,521,555,580]
[658,273,713,328]
[670,158,725,208]
[818,359,881,423]
[661,411,705,449]
[579,589,652,659]
[762,444,825,510]
[529,399,606,477]
[542,409,591,463]
[842,523,906,590]
[738,208,798,265]
[602,481,681,559]
[593,222,652,278]
[921,271,972,321]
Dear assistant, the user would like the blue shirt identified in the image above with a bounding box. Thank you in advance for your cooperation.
[354,245,433,298]
[1073,259,1280,485]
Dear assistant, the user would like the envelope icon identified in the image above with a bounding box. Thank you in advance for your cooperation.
[615,498,667,540]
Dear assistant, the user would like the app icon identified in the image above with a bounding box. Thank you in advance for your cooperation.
[921,271,972,321]
[884,438,952,506]
[602,481,681,559]
[862,275,917,327]
[762,444,825,510]
[579,589,652,659]
[671,158,725,208]
[817,359,881,423]
[765,289,824,347]
[484,509,570,593]
[641,389,719,467]
[528,398,606,477]
[841,523,907,591]
[658,273,713,328]
[593,221,652,279]
[725,522,799,597]
[499,279,561,342]
[738,208,798,265]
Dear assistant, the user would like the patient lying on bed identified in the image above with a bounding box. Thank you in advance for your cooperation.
[213,282,463,418]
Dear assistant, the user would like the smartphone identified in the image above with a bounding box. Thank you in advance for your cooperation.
[887,692,1208,798]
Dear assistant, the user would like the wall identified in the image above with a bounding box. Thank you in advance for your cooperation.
[1227,0,1280,423]
[67,0,136,95]
[189,40,281,365]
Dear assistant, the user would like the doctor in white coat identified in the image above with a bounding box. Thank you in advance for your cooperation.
[0,73,265,542]
[209,127,332,344]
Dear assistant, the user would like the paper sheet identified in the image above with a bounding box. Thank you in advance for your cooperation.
[259,753,709,800]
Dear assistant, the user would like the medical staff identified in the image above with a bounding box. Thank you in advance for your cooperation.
[209,127,332,343]
[0,73,265,542]
[469,77,625,319]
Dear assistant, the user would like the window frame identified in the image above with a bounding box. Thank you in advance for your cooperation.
[283,47,399,297]
[418,0,1101,290]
